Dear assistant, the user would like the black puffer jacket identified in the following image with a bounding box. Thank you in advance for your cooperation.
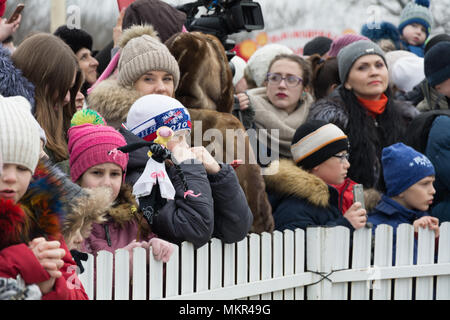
[120,128,253,248]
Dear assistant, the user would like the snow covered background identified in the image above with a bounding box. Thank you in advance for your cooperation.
[4,0,450,51]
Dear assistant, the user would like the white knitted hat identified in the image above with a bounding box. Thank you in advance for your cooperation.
[125,94,191,142]
[0,95,41,172]
[246,44,294,87]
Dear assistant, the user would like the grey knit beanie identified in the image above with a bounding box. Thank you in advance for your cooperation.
[337,40,387,84]
[118,26,180,89]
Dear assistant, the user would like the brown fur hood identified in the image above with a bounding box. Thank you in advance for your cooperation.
[62,187,112,239]
[87,79,143,129]
[165,32,234,113]
[264,158,330,208]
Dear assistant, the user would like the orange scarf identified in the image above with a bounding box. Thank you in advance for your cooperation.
[357,93,388,117]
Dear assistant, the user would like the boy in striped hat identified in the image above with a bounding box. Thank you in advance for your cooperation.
[265,120,367,232]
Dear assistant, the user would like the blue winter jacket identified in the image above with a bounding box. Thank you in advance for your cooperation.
[368,195,429,264]
[426,115,450,223]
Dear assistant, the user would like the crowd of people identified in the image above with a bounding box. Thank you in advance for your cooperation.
[0,0,448,300]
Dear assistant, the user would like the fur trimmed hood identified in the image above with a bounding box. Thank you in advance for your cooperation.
[87,79,144,128]
[264,158,330,208]
[62,187,112,240]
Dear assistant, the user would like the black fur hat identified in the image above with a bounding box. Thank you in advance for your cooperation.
[54,25,93,54]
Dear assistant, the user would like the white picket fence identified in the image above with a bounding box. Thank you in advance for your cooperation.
[78,222,450,300]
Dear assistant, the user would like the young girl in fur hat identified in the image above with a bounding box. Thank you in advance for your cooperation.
[0,95,88,300]
[67,110,174,266]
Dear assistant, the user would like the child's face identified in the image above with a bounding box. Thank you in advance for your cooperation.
[398,176,436,212]
[66,228,84,251]
[0,164,32,203]
[402,23,427,46]
[311,151,350,186]
[78,163,123,202]
[435,78,450,98]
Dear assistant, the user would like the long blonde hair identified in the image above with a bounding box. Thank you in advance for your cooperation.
[12,33,80,162]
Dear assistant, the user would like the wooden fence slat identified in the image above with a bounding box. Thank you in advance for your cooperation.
[294,229,305,300]
[181,242,195,295]
[149,247,164,300]
[394,224,414,300]
[114,249,129,300]
[223,243,236,288]
[272,231,283,300]
[210,239,223,291]
[373,225,393,300]
[437,222,450,300]
[249,233,261,300]
[260,232,272,300]
[96,251,113,300]
[165,245,179,298]
[236,237,248,300]
[350,227,372,300]
[196,243,209,293]
[284,230,295,300]
[131,247,146,300]
[78,253,94,300]
[416,227,436,300]
[306,227,323,300]
[328,226,349,300]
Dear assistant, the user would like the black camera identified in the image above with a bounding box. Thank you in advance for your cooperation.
[177,0,264,53]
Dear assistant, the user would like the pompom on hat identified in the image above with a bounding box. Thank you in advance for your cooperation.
[0,95,40,173]
[117,25,180,89]
[68,110,129,183]
[125,94,191,142]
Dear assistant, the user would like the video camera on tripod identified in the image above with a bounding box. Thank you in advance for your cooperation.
[177,0,265,59]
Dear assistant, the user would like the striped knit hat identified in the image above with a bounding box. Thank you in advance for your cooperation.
[398,0,433,38]
[0,95,40,172]
[291,120,349,170]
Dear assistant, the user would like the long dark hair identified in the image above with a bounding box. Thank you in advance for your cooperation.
[338,85,405,190]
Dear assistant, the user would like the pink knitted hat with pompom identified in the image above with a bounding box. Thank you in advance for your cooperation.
[68,124,129,182]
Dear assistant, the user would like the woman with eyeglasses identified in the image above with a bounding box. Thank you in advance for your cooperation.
[237,54,314,167]
[264,120,367,232]
[307,40,407,192]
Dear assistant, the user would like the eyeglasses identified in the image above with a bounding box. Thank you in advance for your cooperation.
[266,73,303,87]
[333,153,350,163]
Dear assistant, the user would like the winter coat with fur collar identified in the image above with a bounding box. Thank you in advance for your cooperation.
[0,161,88,300]
[87,35,273,234]
[264,159,354,232]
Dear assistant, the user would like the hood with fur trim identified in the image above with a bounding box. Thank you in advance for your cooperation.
[62,187,112,240]
[264,158,330,208]
[87,79,144,129]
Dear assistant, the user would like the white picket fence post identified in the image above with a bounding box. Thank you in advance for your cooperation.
[77,222,450,301]
[436,222,450,299]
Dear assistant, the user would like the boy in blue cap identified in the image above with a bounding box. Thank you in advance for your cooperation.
[368,142,439,263]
